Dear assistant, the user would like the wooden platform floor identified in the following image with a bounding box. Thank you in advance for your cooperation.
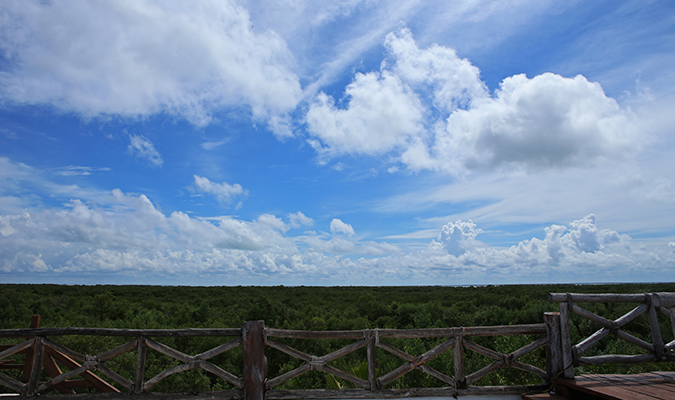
[555,372,675,400]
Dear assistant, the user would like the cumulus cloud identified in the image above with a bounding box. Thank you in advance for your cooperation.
[434,214,634,269]
[193,175,248,206]
[128,134,163,167]
[0,184,672,283]
[0,0,301,135]
[288,211,314,228]
[436,220,482,256]
[306,71,424,156]
[330,218,355,235]
[306,28,638,174]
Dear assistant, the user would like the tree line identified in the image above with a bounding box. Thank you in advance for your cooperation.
[1,283,674,393]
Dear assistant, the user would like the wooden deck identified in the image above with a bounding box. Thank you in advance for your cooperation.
[554,372,675,400]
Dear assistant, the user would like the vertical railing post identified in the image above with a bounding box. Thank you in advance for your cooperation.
[243,320,267,400]
[25,336,44,396]
[134,337,147,393]
[366,330,379,390]
[454,333,466,389]
[559,296,574,378]
[544,312,562,382]
[648,294,665,360]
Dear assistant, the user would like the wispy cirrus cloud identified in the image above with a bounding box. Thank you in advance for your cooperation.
[127,134,163,167]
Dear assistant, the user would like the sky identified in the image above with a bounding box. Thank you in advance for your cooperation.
[1,0,674,286]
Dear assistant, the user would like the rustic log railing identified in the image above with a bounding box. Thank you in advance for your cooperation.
[1,292,674,399]
[548,292,675,379]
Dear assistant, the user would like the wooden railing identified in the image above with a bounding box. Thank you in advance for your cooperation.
[1,293,674,399]
[548,292,675,379]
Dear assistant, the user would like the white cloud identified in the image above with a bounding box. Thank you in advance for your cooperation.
[430,73,639,172]
[330,218,355,235]
[306,70,424,156]
[306,28,638,175]
[193,175,248,206]
[128,134,163,167]
[0,0,301,135]
[288,211,314,228]
[436,220,482,256]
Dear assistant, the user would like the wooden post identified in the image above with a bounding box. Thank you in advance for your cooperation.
[559,300,574,378]
[454,334,466,389]
[648,294,665,360]
[25,337,44,396]
[544,312,562,382]
[21,315,42,383]
[243,321,266,400]
[366,330,378,390]
[134,337,147,393]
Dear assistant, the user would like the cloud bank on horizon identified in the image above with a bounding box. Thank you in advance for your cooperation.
[0,0,674,285]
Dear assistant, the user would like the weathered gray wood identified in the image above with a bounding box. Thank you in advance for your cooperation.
[145,337,192,363]
[144,362,200,391]
[575,327,611,356]
[97,339,138,362]
[466,359,502,385]
[376,341,411,360]
[365,330,377,390]
[615,329,655,353]
[37,363,91,393]
[655,292,675,308]
[265,338,312,362]
[196,338,242,360]
[374,340,455,387]
[322,339,366,363]
[0,327,242,338]
[97,362,134,390]
[559,302,574,378]
[377,338,455,387]
[135,337,147,394]
[199,360,244,388]
[510,336,548,363]
[578,353,656,365]
[548,293,649,303]
[265,325,544,341]
[0,339,33,361]
[544,312,562,381]
[0,370,25,394]
[266,363,311,388]
[648,294,666,360]
[616,303,649,325]
[510,361,548,381]
[265,385,546,399]
[322,364,368,388]
[454,335,465,389]
[3,390,244,400]
[374,324,546,338]
[42,336,87,363]
[243,321,266,400]
[265,329,365,339]
[43,343,119,393]
[571,304,614,327]
[26,336,45,396]
[463,338,502,360]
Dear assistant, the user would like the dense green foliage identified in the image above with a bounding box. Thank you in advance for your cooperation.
[2,283,675,394]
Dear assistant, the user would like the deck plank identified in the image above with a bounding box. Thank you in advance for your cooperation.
[555,372,675,400]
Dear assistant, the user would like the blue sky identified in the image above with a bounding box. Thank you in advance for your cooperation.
[1,0,674,286]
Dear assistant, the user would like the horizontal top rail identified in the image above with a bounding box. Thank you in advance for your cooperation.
[0,324,547,340]
[548,292,675,306]
[0,327,242,338]
[262,324,547,340]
